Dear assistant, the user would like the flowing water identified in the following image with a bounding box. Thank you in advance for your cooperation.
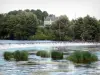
[0,40,100,75]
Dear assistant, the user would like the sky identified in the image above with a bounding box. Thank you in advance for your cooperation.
[0,0,100,20]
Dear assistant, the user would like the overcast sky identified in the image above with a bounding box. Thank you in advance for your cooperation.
[0,0,100,20]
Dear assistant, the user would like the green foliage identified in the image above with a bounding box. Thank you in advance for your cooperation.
[29,28,54,40]
[0,9,100,41]
[4,52,13,60]
[51,51,63,60]
[73,15,100,41]
[20,51,29,61]
[51,15,71,40]
[67,51,98,64]
[3,50,28,61]
[0,9,48,40]
[36,51,50,58]
[13,50,21,61]
[14,50,29,61]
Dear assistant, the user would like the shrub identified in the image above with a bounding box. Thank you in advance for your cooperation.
[51,51,63,60]
[36,50,50,58]
[4,50,29,61]
[20,51,28,61]
[4,51,13,60]
[14,50,21,61]
[14,50,29,61]
[67,50,98,64]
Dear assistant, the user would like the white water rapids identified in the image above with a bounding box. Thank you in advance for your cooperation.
[0,42,100,50]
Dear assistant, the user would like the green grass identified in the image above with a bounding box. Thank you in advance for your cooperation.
[4,51,13,61]
[67,50,98,64]
[14,50,29,61]
[51,51,63,60]
[36,50,50,58]
[4,50,29,61]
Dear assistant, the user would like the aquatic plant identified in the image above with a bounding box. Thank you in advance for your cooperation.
[51,51,63,60]
[67,50,98,64]
[4,50,28,61]
[14,50,29,61]
[36,50,50,58]
[4,51,13,60]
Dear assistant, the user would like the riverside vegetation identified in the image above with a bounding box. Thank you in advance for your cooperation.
[0,9,100,41]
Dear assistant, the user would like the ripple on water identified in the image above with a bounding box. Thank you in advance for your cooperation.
[0,41,100,75]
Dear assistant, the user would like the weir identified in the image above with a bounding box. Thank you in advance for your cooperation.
[0,41,100,50]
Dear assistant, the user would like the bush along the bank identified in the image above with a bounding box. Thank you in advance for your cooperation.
[4,51,13,61]
[4,50,29,61]
[67,50,98,64]
[36,50,50,58]
[51,51,63,60]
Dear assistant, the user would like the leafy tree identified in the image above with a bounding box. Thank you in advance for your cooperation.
[0,14,8,39]
[72,15,100,41]
[42,11,48,21]
[29,28,54,40]
[35,9,43,21]
[5,11,39,40]
[73,17,84,40]
[82,15,99,41]
[51,15,71,40]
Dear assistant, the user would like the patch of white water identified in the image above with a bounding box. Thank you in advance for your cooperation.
[0,42,100,50]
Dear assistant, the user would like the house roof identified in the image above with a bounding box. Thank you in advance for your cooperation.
[44,15,58,21]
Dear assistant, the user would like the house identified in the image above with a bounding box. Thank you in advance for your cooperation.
[44,14,58,26]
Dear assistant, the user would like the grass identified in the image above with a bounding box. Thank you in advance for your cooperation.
[3,51,13,61]
[67,50,98,64]
[51,51,63,60]
[4,50,29,61]
[36,50,50,58]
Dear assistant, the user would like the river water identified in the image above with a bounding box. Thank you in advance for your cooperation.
[0,40,100,75]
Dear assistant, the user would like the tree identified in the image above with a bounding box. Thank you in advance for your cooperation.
[35,9,43,21]
[72,15,99,41]
[42,11,48,21]
[73,17,84,40]
[81,15,99,41]
[51,15,71,40]
[5,11,39,40]
[29,28,54,40]
[0,14,8,39]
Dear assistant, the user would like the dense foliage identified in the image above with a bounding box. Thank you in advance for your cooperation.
[4,52,13,60]
[67,51,98,63]
[0,9,48,40]
[51,51,63,60]
[4,50,29,61]
[14,50,29,61]
[0,9,100,41]
[36,50,50,58]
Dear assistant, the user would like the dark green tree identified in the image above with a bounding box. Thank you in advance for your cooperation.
[51,15,71,40]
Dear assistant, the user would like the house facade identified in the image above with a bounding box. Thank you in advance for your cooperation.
[44,15,58,26]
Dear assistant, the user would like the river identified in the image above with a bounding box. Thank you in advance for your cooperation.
[0,40,100,75]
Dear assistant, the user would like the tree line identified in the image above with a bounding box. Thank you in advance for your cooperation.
[0,9,100,41]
